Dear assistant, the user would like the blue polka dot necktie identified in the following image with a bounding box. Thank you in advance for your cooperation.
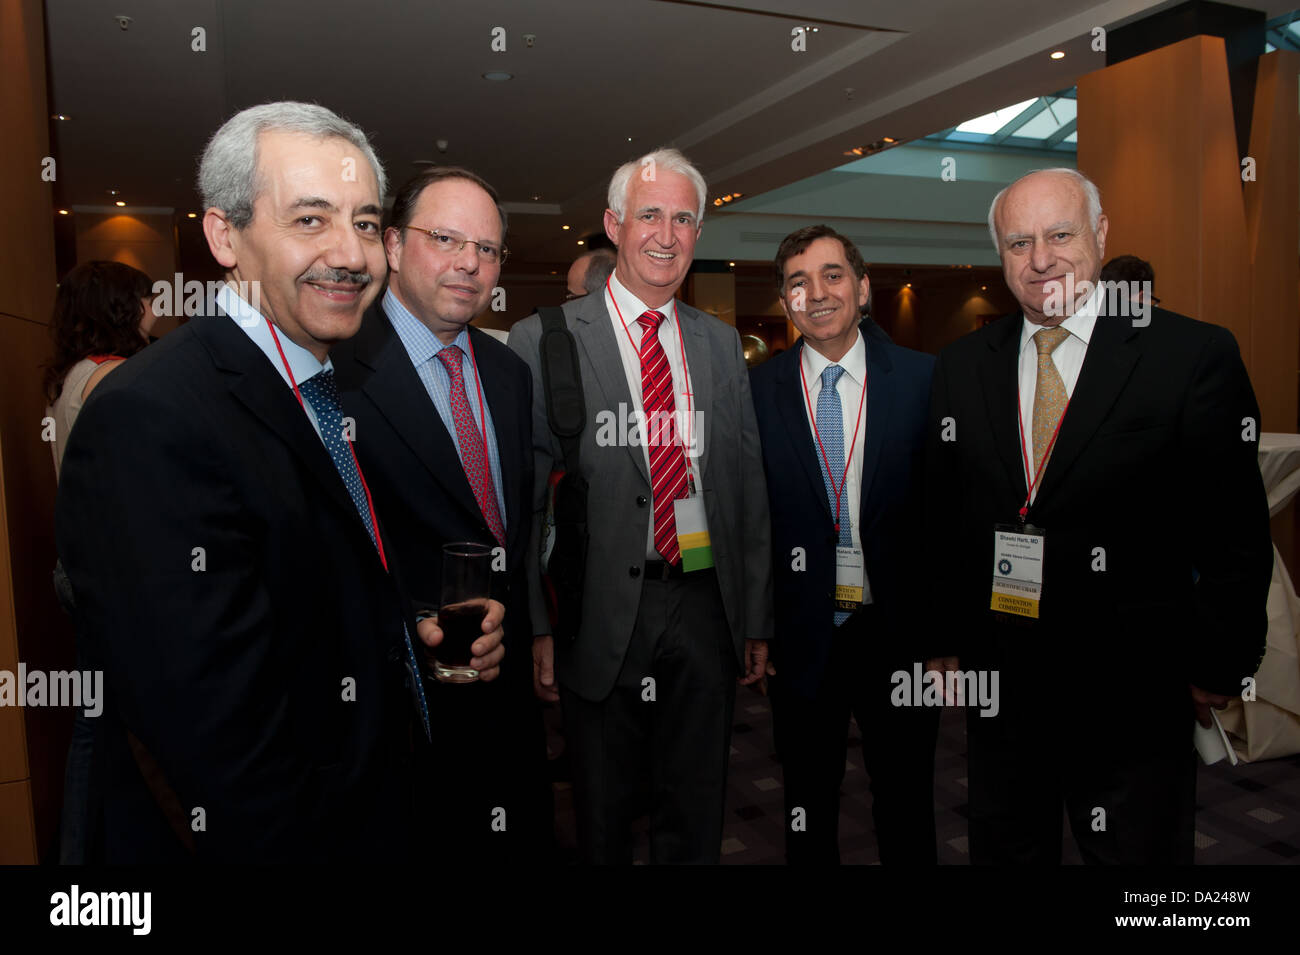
[816,365,852,626]
[298,369,431,740]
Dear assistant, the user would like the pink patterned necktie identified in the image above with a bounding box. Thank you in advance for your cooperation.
[435,345,505,546]
[637,310,689,565]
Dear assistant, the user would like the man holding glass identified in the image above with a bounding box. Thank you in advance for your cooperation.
[334,166,552,862]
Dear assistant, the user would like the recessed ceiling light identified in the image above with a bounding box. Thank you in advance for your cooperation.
[52,114,70,121]
[905,282,912,288]
[482,71,513,81]
[981,285,987,290]
[532,194,541,201]
[187,212,198,219]
[562,224,570,230]
[882,137,897,144]
[115,201,126,207]
[57,209,69,215]
[577,240,585,246]
[107,189,120,196]
[728,261,736,267]
[1050,50,1065,60]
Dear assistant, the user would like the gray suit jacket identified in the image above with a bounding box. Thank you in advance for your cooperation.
[509,291,774,702]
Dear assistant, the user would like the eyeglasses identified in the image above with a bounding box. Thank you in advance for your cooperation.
[403,226,508,265]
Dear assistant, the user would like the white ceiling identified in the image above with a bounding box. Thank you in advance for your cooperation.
[44,0,1292,261]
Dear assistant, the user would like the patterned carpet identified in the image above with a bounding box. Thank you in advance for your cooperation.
[543,685,1300,864]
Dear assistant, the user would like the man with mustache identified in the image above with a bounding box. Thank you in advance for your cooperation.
[509,148,773,863]
[55,102,505,862]
[922,168,1272,863]
[750,225,939,864]
[333,167,552,861]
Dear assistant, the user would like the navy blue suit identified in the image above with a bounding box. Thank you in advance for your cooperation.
[750,323,938,863]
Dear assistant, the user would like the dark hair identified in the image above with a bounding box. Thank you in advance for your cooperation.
[774,224,867,291]
[388,165,508,240]
[581,248,617,296]
[44,260,152,402]
[1099,254,1155,289]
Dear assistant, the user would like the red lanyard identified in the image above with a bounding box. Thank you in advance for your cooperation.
[799,351,867,535]
[1015,379,1070,523]
[607,277,695,486]
[265,319,389,572]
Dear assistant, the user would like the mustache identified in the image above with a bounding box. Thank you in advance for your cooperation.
[302,268,372,287]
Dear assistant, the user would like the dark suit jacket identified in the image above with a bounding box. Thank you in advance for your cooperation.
[332,303,535,696]
[55,312,419,863]
[750,333,935,698]
[922,307,1273,745]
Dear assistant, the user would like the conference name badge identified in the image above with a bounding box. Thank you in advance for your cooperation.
[674,494,714,572]
[835,545,868,610]
[990,523,1045,618]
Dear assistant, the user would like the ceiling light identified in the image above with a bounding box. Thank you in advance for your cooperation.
[562,224,570,230]
[532,194,541,201]
[905,282,911,288]
[728,261,735,267]
[882,137,897,144]
[58,209,69,215]
[1050,50,1065,60]
[107,189,120,196]
[187,212,198,218]
[577,240,584,246]
[115,201,126,207]
[482,71,513,81]
[52,114,70,121]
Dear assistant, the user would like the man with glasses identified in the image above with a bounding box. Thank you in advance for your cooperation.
[333,166,552,862]
[565,247,616,301]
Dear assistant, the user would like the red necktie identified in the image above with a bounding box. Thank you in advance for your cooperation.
[637,310,689,565]
[435,345,506,546]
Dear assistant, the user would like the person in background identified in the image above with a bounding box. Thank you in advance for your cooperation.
[45,260,156,479]
[565,247,616,301]
[1099,253,1160,310]
[44,258,155,865]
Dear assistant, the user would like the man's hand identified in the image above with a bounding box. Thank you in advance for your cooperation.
[925,656,960,705]
[416,599,506,682]
[533,634,559,702]
[739,639,775,687]
[1190,683,1232,729]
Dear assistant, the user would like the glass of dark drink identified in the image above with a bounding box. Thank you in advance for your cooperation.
[433,542,492,683]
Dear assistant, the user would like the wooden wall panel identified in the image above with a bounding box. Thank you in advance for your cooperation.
[0,779,37,864]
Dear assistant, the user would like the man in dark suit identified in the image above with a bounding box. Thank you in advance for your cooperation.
[750,225,938,864]
[333,166,551,861]
[509,148,774,864]
[54,102,504,862]
[923,168,1272,864]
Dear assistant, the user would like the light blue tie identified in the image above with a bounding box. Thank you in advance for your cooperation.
[298,370,432,740]
[816,365,852,626]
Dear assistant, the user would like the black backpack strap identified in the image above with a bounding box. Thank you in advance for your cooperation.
[537,307,585,470]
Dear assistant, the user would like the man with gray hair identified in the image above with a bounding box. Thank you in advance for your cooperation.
[921,167,1272,864]
[509,148,773,863]
[55,102,505,862]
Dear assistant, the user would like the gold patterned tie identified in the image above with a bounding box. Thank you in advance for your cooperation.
[1031,326,1071,475]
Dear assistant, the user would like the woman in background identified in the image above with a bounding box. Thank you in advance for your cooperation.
[46,259,155,478]
[45,259,155,864]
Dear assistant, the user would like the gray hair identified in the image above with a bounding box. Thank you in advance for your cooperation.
[198,101,387,230]
[607,147,707,225]
[987,167,1102,250]
[581,248,617,296]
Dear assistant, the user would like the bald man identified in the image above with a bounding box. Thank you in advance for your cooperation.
[564,248,616,301]
[922,168,1271,864]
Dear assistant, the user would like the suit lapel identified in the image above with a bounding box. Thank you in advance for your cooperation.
[572,293,650,486]
[976,316,1029,499]
[193,314,375,546]
[352,306,485,530]
[776,342,833,524]
[677,303,713,484]
[468,326,524,555]
[1034,314,1140,502]
[857,334,893,522]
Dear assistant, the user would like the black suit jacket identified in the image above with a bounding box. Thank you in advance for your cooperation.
[332,303,535,695]
[922,307,1273,744]
[751,333,934,698]
[55,312,420,863]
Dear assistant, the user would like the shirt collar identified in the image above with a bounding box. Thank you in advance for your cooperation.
[217,281,330,389]
[608,269,676,333]
[801,329,867,390]
[383,288,471,365]
[1019,278,1100,353]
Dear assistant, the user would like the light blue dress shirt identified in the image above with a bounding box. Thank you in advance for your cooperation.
[382,289,507,529]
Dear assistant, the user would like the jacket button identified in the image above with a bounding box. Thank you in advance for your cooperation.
[629,565,641,578]
[636,495,648,507]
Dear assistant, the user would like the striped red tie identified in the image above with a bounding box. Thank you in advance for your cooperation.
[637,310,689,565]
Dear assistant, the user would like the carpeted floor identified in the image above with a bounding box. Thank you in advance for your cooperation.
[542,686,1300,864]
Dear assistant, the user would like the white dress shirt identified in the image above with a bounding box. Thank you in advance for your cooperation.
[605,270,700,559]
[219,282,329,440]
[1016,283,1100,500]
[800,330,872,602]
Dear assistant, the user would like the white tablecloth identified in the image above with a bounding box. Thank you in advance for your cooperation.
[1219,433,1300,761]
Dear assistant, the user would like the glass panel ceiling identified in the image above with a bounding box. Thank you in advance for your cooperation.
[926,88,1078,152]
[955,98,1036,134]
